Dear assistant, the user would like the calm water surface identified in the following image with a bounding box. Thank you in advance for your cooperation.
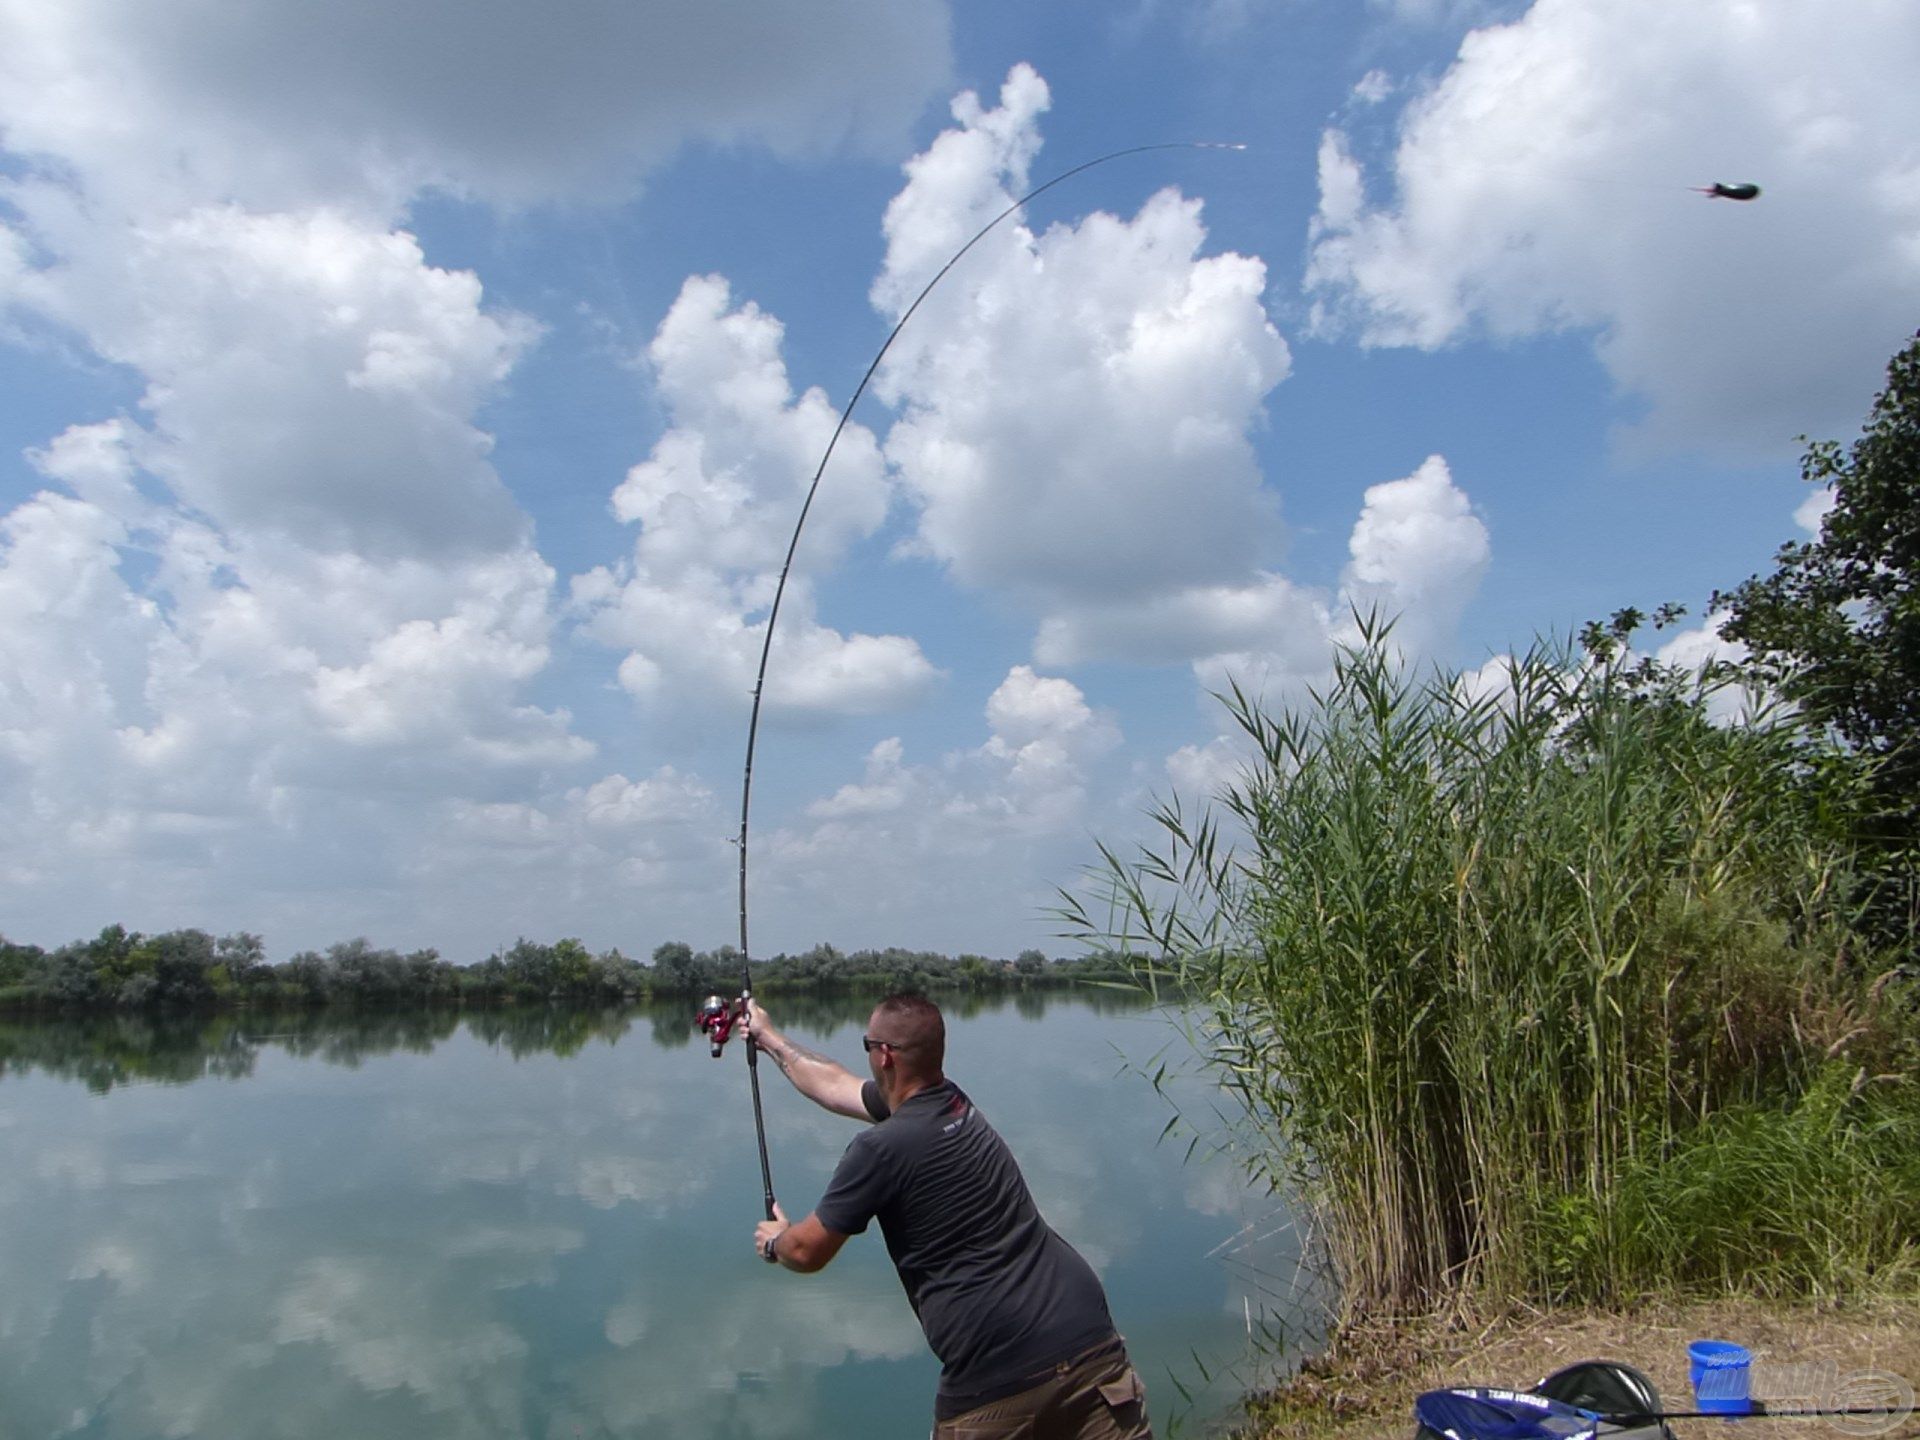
[0,994,1303,1438]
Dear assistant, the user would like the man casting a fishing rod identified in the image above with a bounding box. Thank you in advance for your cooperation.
[746,994,1153,1439]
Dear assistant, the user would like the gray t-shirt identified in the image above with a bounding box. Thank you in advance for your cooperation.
[813,1079,1116,1418]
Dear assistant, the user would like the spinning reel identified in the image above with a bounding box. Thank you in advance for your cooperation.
[696,994,745,1058]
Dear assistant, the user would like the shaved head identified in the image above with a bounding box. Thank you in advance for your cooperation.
[869,992,945,1077]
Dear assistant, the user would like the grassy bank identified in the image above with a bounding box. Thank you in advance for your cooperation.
[1239,1297,1920,1440]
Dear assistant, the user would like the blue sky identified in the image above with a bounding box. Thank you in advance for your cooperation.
[3,0,1916,962]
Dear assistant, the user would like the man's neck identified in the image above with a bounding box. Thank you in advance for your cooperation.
[885,1071,943,1109]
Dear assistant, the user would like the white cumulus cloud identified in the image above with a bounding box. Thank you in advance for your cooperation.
[876,65,1293,633]
[1306,0,1920,454]
[0,166,606,948]
[575,273,940,719]
[1340,454,1491,655]
[0,0,952,215]
[12,202,535,558]
[764,666,1122,940]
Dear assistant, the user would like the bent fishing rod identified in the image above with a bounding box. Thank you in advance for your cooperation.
[1424,1387,1916,1432]
[1609,1405,1913,1423]
[696,140,1247,1222]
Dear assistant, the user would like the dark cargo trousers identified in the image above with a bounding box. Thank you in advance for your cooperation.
[931,1340,1153,1439]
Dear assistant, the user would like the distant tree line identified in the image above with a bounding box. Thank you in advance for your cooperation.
[0,926,1136,1013]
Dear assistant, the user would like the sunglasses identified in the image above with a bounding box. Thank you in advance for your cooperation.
[861,1036,916,1053]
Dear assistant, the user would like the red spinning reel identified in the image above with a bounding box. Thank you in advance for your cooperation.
[696,994,745,1058]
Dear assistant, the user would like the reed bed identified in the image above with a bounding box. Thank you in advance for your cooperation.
[1080,622,1919,1320]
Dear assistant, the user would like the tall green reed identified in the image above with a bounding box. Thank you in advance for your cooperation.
[1073,617,1916,1318]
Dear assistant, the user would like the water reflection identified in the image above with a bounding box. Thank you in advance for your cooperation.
[0,989,1150,1094]
[0,993,1298,1438]
[0,1011,269,1092]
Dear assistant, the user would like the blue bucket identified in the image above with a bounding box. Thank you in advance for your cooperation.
[1688,1340,1753,1415]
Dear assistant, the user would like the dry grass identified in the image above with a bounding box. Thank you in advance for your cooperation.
[1239,1298,1920,1440]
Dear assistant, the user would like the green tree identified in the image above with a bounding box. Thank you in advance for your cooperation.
[550,937,593,993]
[400,947,447,999]
[327,938,406,1002]
[496,939,558,996]
[85,924,149,1001]
[147,929,217,1005]
[216,932,265,982]
[0,937,44,995]
[650,941,698,992]
[1717,329,1920,938]
[282,949,333,1004]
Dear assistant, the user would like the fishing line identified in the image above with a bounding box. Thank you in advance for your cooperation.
[727,139,1248,1220]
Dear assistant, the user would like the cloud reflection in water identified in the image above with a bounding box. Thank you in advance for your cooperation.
[0,997,1299,1437]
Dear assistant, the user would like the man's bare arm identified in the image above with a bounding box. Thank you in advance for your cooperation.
[753,1203,850,1274]
[759,1210,849,1274]
[747,1003,870,1120]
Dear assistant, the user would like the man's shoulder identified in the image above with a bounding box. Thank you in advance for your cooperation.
[828,1113,893,1186]
[889,1082,999,1157]
[859,1080,968,1141]
[899,1079,971,1121]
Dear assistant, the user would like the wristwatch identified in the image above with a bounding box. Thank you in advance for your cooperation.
[762,1234,780,1264]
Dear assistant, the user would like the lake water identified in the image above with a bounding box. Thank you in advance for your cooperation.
[0,994,1308,1438]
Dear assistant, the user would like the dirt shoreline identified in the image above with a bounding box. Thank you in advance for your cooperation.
[1236,1298,1920,1440]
